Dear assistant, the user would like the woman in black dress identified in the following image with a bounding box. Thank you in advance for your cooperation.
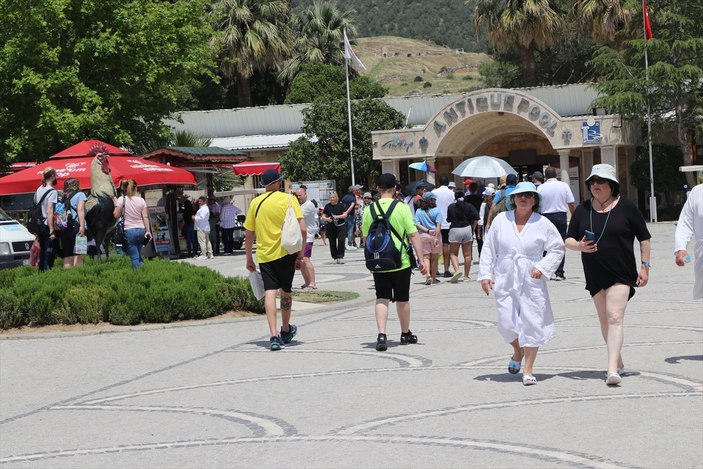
[321,192,347,263]
[565,164,651,386]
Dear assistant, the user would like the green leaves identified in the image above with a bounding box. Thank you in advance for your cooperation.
[281,97,403,187]
[0,0,215,161]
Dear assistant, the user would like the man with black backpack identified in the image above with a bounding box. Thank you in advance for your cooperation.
[33,168,59,271]
[362,173,428,352]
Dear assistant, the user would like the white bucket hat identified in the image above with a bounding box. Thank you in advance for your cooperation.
[506,182,541,210]
[586,164,618,184]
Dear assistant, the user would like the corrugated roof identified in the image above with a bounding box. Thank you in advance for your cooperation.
[165,146,244,156]
[166,84,600,141]
[210,134,306,151]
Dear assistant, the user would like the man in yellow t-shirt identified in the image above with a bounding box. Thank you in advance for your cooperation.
[362,173,428,352]
[244,169,305,351]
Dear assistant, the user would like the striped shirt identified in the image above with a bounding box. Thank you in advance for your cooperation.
[219,203,242,229]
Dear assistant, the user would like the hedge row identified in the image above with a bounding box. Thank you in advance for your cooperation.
[0,257,264,329]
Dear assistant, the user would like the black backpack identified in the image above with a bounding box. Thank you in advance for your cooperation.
[27,189,54,235]
[364,200,404,272]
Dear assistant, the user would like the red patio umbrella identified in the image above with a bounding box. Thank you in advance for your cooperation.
[233,161,280,176]
[0,157,196,195]
[50,139,131,159]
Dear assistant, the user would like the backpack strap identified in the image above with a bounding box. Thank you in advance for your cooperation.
[35,188,54,206]
[254,191,275,219]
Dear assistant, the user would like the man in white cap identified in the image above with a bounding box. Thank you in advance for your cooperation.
[538,166,575,281]
[245,169,306,351]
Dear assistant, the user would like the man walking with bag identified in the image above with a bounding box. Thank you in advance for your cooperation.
[362,173,428,351]
[244,169,306,351]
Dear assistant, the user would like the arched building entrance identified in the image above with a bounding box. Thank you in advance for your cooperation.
[372,88,641,203]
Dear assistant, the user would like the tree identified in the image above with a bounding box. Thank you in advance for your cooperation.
[468,0,564,85]
[574,0,634,47]
[284,63,386,104]
[0,0,215,163]
[589,0,703,188]
[281,98,404,187]
[209,0,292,108]
[281,0,358,81]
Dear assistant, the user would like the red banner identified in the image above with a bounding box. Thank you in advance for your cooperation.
[643,1,653,40]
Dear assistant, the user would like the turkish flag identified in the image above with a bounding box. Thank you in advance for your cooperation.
[643,1,653,40]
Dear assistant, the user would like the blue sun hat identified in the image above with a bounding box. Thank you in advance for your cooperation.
[506,181,541,210]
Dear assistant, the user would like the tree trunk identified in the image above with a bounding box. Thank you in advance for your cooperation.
[677,105,696,189]
[519,43,537,86]
[236,72,252,108]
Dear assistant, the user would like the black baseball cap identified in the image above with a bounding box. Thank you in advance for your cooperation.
[377,173,398,189]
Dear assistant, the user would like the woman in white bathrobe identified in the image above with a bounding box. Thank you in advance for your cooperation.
[478,182,565,386]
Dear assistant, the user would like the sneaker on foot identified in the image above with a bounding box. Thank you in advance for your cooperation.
[280,324,297,344]
[606,372,622,385]
[376,333,387,351]
[270,336,283,351]
[443,271,453,278]
[424,278,432,285]
[347,245,357,250]
[432,278,441,284]
[400,330,418,344]
[195,255,207,260]
[338,258,345,264]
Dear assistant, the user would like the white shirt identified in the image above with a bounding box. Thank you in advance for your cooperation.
[194,204,210,232]
[538,178,575,214]
[35,184,57,225]
[432,185,455,229]
[220,203,242,229]
[675,184,703,299]
[301,200,317,242]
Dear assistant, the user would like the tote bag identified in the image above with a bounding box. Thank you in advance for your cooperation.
[281,194,303,254]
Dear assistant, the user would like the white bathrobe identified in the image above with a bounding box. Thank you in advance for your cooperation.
[478,211,565,347]
[675,184,703,300]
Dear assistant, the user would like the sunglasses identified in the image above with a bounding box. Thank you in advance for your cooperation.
[589,177,610,185]
[515,193,535,198]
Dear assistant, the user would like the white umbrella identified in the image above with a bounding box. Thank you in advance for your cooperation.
[452,156,517,178]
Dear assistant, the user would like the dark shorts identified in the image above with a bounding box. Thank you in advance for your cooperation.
[58,224,79,257]
[373,267,412,302]
[441,228,450,244]
[260,253,297,292]
[304,241,313,258]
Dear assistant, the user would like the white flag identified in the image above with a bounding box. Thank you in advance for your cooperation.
[343,29,366,72]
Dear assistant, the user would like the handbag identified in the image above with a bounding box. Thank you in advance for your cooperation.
[112,196,127,245]
[280,194,303,254]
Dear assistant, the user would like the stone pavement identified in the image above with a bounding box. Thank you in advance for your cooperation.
[0,222,701,468]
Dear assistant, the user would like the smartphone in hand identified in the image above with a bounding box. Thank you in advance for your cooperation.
[584,230,596,242]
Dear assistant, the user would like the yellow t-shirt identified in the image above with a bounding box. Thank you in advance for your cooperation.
[244,191,303,263]
[362,197,417,272]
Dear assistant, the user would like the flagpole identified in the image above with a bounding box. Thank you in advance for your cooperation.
[644,0,656,222]
[344,32,356,187]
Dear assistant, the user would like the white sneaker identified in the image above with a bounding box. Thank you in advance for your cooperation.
[195,255,207,260]
[207,254,214,259]
[347,245,357,250]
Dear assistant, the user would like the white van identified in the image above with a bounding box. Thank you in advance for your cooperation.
[0,208,35,268]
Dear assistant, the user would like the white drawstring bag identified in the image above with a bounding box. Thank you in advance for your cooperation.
[281,194,303,254]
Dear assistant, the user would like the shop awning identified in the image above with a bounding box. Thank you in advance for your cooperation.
[233,161,280,176]
[0,157,196,195]
[50,139,132,159]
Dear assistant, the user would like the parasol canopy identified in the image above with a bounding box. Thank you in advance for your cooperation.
[402,179,435,197]
[0,157,196,195]
[50,139,132,159]
[233,161,281,176]
[452,156,517,179]
[408,161,437,173]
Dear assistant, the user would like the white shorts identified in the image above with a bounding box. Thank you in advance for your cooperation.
[448,226,473,244]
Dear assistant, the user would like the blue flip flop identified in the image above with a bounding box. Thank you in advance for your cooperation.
[508,357,521,375]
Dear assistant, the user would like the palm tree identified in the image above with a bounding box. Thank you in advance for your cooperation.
[469,0,564,86]
[281,1,358,81]
[574,0,634,47]
[209,0,292,107]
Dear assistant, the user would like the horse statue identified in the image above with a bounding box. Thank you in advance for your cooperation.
[84,144,117,261]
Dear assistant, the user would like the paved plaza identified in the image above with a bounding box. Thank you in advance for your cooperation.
[0,222,701,468]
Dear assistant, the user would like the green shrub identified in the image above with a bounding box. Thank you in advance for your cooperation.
[446,73,455,80]
[0,257,263,329]
[414,75,423,82]
[423,81,432,88]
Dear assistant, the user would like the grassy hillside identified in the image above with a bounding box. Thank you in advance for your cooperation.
[354,37,491,96]
[292,0,485,52]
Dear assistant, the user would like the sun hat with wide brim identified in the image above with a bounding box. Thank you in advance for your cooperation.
[586,164,618,184]
[506,181,541,210]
